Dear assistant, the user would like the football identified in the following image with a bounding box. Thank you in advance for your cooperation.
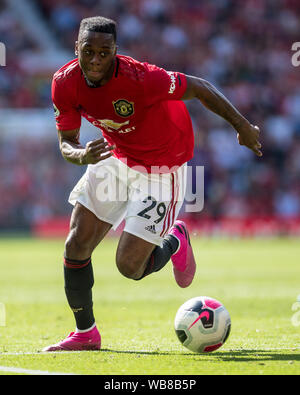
[174,296,231,353]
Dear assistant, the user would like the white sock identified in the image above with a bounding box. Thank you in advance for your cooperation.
[170,234,181,255]
[75,322,96,333]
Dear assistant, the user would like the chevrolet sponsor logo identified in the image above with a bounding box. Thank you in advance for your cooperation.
[99,119,130,130]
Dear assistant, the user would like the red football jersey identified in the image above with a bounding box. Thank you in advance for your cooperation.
[52,55,194,172]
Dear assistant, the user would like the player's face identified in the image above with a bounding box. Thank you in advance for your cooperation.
[76,31,117,87]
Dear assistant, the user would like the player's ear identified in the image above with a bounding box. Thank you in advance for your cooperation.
[75,41,79,56]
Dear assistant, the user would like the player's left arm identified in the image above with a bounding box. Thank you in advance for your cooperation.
[182,75,262,157]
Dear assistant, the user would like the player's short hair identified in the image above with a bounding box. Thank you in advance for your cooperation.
[78,16,117,43]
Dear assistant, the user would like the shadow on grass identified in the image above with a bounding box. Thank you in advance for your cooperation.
[101,348,300,362]
[213,349,300,363]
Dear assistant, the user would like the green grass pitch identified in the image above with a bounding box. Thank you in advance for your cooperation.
[0,237,299,375]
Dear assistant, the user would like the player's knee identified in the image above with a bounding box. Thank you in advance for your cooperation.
[116,256,144,280]
[65,229,94,258]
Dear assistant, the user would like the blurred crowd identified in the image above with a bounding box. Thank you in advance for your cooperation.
[0,138,83,230]
[0,0,51,108]
[1,0,300,230]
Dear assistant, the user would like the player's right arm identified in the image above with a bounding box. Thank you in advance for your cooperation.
[53,69,115,165]
[58,128,115,165]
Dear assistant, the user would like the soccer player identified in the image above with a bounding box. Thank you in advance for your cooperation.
[44,17,262,352]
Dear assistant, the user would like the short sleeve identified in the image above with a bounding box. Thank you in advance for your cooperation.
[143,63,187,107]
[51,77,81,131]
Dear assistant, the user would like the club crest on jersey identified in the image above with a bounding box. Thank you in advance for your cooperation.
[113,99,134,118]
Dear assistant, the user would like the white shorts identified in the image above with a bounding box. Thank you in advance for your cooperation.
[69,156,187,246]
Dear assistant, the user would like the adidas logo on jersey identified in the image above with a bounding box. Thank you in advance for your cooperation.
[145,225,157,234]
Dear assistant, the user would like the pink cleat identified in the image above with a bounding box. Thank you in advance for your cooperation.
[42,326,101,352]
[168,220,196,288]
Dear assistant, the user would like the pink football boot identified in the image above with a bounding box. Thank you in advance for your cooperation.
[42,325,101,352]
[168,220,196,288]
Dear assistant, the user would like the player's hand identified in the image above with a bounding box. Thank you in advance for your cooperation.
[81,138,115,164]
[236,123,263,157]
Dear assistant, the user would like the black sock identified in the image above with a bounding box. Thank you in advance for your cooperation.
[136,235,179,280]
[64,256,95,330]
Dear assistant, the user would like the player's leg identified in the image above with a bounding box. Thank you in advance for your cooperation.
[64,202,112,331]
[116,164,196,287]
[116,230,179,280]
[43,202,112,352]
[43,157,129,351]
[116,224,194,287]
